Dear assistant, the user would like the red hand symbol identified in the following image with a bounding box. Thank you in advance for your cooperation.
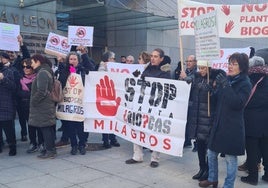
[221,5,230,16]
[225,20,234,34]
[96,75,121,116]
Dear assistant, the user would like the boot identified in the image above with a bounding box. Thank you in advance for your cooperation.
[199,180,218,188]
[9,145,16,156]
[0,145,2,153]
[70,146,78,155]
[192,169,205,180]
[78,146,86,155]
[199,169,208,181]
[241,176,258,185]
[192,141,197,152]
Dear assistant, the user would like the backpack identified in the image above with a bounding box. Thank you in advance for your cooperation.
[50,79,64,103]
[44,70,64,103]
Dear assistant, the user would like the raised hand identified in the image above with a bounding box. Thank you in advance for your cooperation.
[96,75,121,116]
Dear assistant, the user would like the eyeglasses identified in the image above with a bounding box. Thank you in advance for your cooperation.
[23,65,32,69]
[228,62,239,66]
[185,60,195,63]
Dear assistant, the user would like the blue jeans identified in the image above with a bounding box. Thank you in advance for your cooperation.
[208,149,237,188]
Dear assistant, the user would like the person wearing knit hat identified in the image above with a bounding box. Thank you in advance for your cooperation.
[197,60,210,67]
[240,55,268,185]
[188,58,226,183]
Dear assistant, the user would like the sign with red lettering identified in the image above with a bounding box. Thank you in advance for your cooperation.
[211,47,251,72]
[56,73,85,122]
[83,72,191,157]
[178,0,268,38]
[107,62,145,74]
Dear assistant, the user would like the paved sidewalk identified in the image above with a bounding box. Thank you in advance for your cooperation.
[0,120,267,188]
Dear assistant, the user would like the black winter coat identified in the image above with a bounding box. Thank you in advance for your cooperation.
[208,73,251,156]
[0,66,17,121]
[187,69,224,142]
[58,53,95,88]
[244,65,268,137]
[141,63,171,79]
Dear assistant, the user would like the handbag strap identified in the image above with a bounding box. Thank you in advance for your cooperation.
[245,76,264,106]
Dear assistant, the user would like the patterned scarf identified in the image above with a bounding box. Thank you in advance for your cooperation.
[20,74,36,91]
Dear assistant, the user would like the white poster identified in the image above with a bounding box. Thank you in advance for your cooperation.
[211,47,251,72]
[45,32,71,57]
[83,72,191,157]
[56,73,85,122]
[194,10,220,60]
[0,23,20,51]
[68,26,94,46]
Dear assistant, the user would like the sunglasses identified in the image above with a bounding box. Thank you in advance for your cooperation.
[23,65,32,69]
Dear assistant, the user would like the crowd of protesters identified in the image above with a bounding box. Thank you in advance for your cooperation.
[0,35,267,188]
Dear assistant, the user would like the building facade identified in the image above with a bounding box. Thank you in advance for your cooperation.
[0,0,267,74]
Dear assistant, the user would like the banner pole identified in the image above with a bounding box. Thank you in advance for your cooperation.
[207,65,210,117]
[179,36,184,72]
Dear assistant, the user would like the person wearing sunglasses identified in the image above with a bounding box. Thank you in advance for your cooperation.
[18,58,45,154]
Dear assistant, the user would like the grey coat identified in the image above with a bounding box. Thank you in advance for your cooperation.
[28,64,56,127]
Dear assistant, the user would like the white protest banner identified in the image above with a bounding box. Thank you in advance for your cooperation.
[107,62,145,74]
[0,23,20,51]
[83,72,191,157]
[56,73,85,122]
[194,10,220,60]
[178,0,268,38]
[44,32,71,57]
[211,47,251,72]
[68,26,94,46]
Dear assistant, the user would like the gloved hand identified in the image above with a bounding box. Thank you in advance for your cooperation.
[132,70,141,77]
[197,82,212,92]
[215,72,229,88]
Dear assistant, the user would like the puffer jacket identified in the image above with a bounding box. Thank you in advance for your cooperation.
[141,62,171,79]
[187,69,224,142]
[28,64,56,127]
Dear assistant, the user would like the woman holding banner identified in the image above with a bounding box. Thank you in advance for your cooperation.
[57,47,95,155]
[199,53,251,188]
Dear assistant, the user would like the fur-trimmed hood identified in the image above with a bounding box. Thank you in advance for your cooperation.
[248,65,268,76]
